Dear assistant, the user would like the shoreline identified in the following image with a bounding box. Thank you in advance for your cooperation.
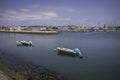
[0,30,58,34]
[0,51,64,80]
[0,70,11,80]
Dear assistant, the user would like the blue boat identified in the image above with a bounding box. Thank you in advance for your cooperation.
[57,47,83,58]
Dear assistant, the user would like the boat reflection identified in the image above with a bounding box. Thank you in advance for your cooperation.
[57,52,81,59]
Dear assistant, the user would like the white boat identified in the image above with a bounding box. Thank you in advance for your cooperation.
[56,47,83,58]
[16,41,32,46]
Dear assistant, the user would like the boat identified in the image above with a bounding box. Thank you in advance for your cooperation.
[16,41,32,46]
[56,47,83,58]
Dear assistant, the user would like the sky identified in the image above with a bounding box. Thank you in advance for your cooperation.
[0,0,120,26]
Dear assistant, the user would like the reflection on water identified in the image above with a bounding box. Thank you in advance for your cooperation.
[57,52,80,58]
[0,32,120,80]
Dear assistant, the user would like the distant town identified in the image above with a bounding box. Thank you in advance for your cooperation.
[0,25,120,32]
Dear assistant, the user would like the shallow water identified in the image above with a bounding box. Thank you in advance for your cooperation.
[0,32,120,80]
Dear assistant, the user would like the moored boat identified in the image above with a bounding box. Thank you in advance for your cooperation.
[16,41,32,46]
[56,47,83,58]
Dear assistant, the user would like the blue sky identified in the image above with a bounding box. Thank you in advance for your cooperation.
[0,0,120,26]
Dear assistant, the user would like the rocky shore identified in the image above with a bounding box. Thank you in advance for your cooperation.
[0,70,10,80]
[0,30,58,34]
[0,51,64,80]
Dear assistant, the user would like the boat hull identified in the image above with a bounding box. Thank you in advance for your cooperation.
[57,49,77,55]
[16,41,32,46]
[57,47,83,58]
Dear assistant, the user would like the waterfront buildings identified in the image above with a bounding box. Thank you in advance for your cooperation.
[0,25,120,32]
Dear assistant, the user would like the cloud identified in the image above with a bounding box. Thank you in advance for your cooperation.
[0,9,72,21]
[20,9,30,12]
[41,12,57,16]
[6,10,18,15]
[30,4,77,13]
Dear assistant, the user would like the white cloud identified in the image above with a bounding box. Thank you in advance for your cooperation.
[6,10,18,15]
[20,9,30,12]
[41,12,57,16]
[30,5,77,13]
[0,9,72,21]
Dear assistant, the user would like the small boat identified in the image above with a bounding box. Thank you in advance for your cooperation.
[56,47,83,58]
[16,41,32,46]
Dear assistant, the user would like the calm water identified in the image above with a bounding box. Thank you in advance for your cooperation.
[0,32,120,80]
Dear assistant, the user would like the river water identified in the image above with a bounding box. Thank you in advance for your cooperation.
[0,32,120,80]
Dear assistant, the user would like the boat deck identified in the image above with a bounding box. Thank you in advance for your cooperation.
[57,47,74,52]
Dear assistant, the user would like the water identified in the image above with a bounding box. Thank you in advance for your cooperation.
[0,32,120,80]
